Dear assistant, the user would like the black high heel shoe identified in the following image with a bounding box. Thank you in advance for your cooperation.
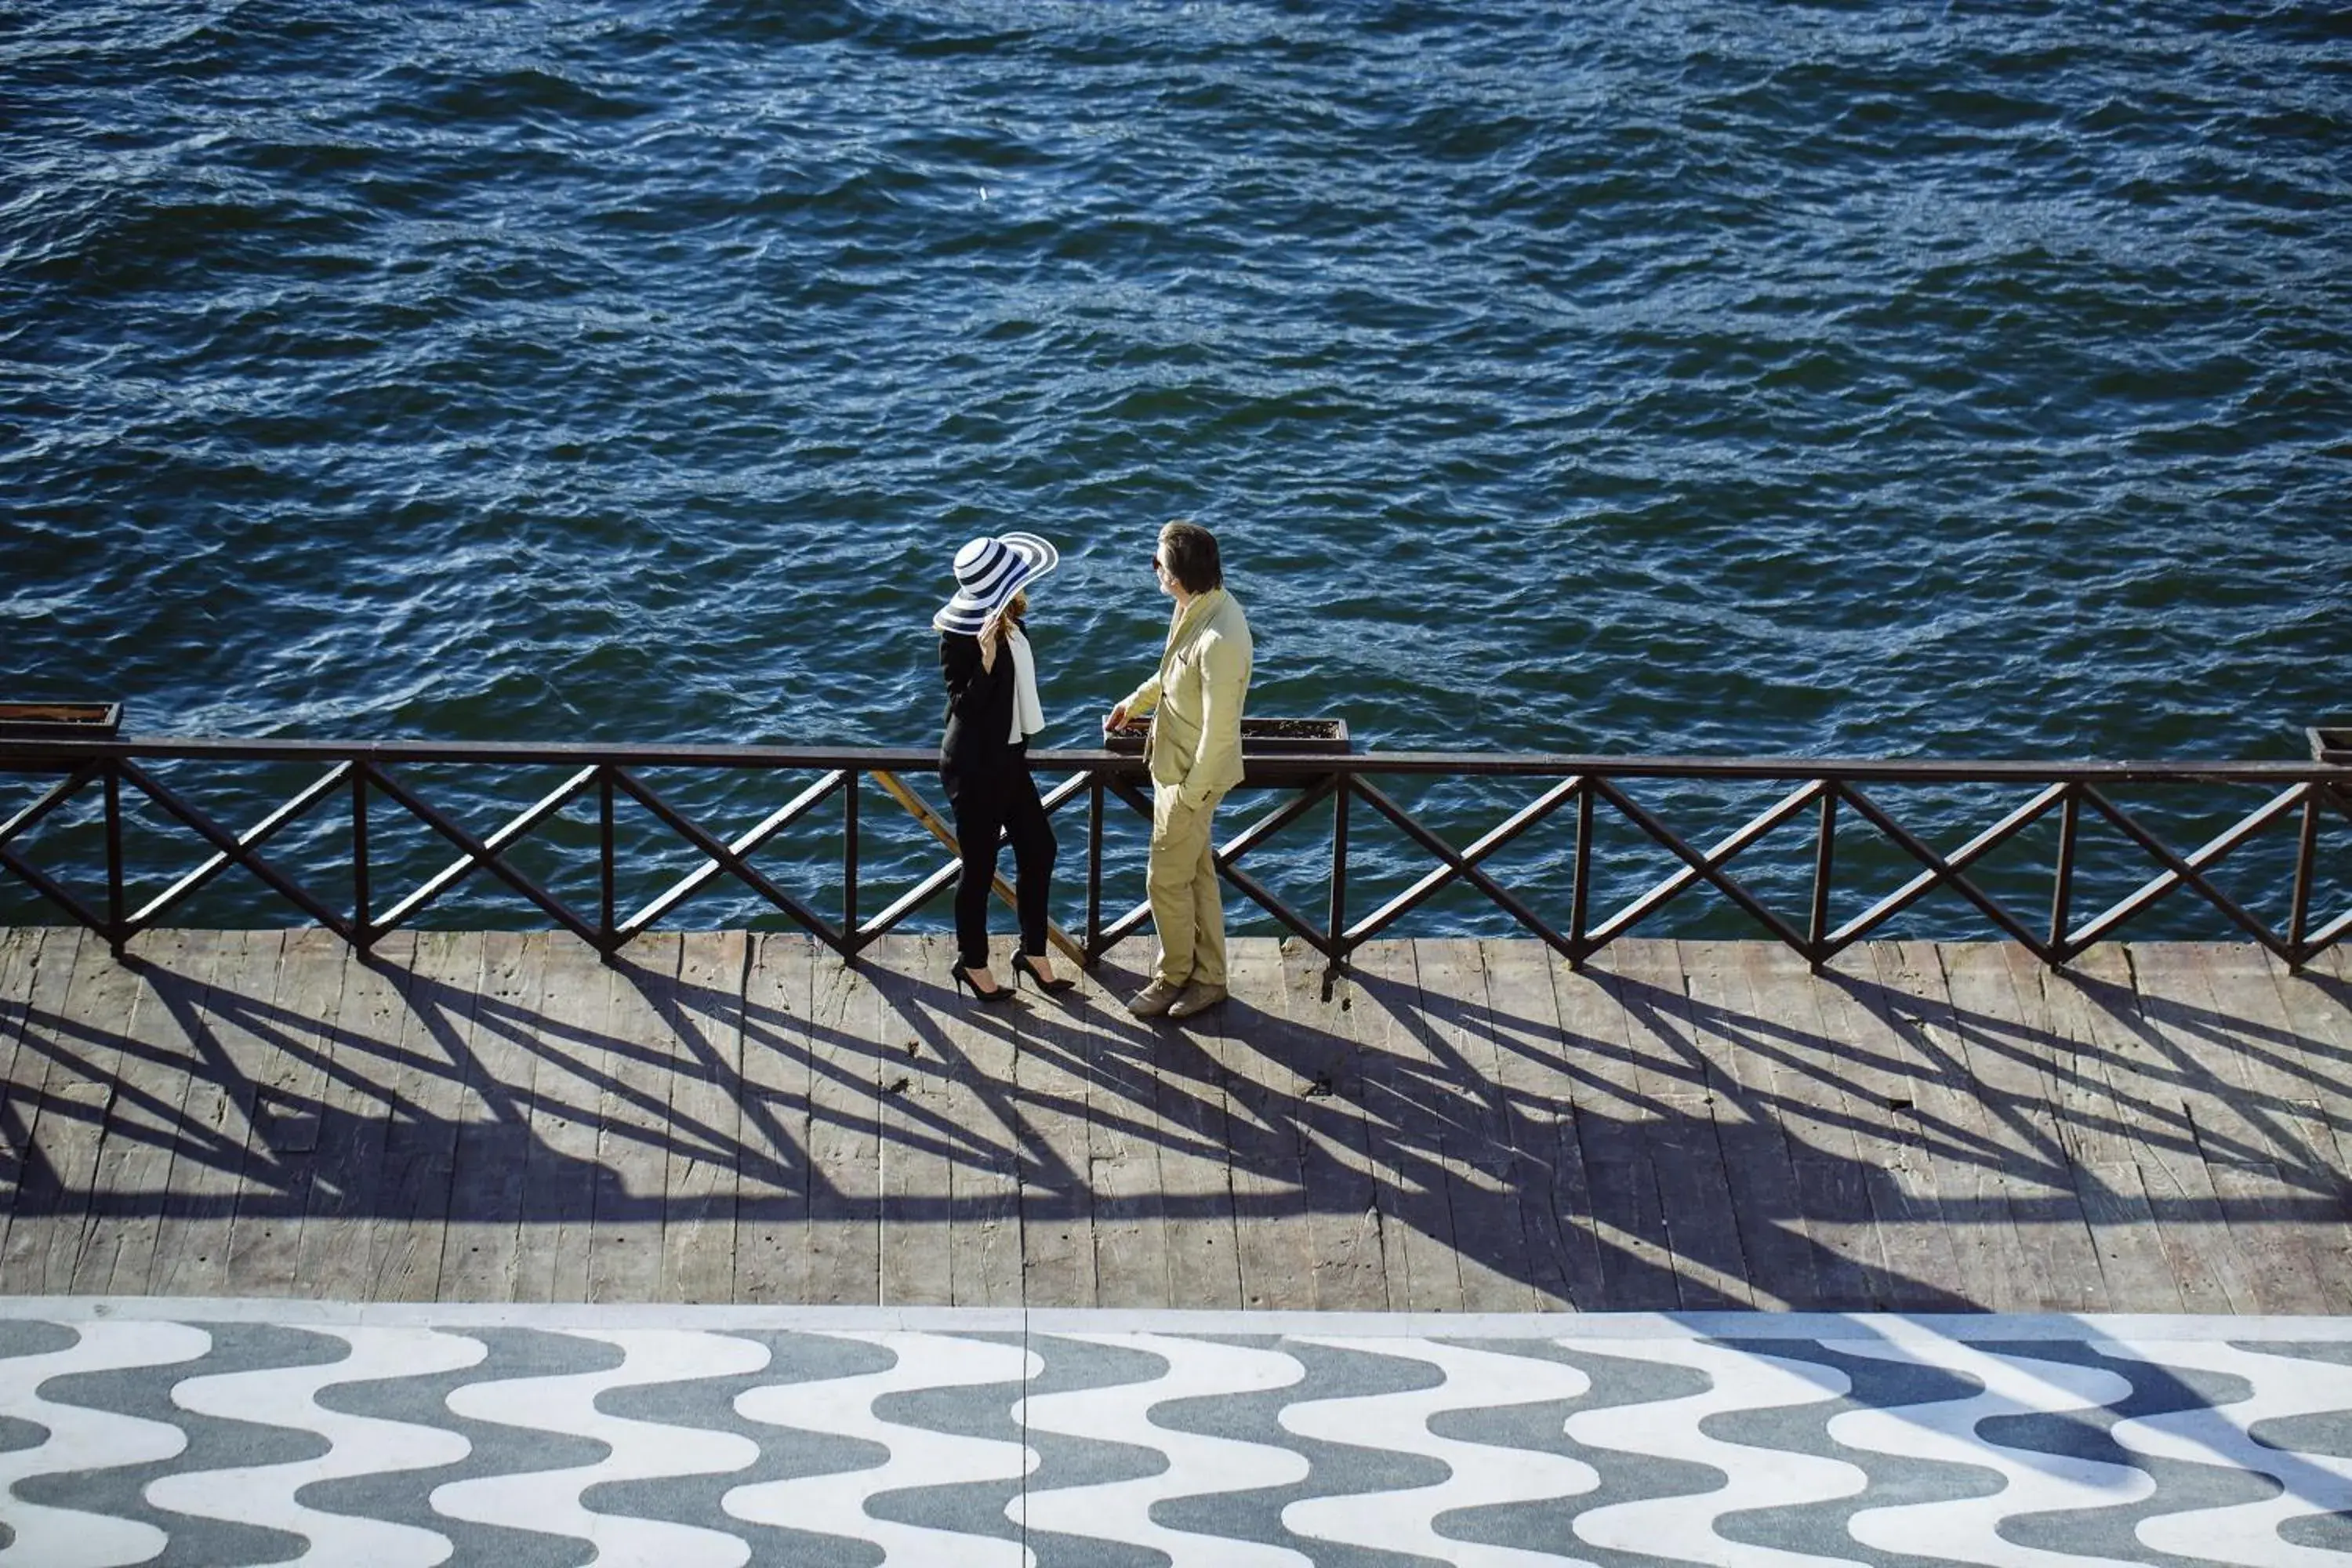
[1011,952,1076,994]
[951,964,1017,1004]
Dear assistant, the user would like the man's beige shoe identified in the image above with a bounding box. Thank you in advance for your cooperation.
[1126,979,1184,1018]
[1165,981,1229,1022]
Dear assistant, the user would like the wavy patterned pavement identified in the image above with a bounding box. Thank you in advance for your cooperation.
[2,1304,2350,1566]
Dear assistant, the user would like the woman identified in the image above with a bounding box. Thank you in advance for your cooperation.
[935,532,1072,1001]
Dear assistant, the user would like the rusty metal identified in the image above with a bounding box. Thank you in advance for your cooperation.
[1,732,2343,973]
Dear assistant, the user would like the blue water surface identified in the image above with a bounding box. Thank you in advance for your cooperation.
[3,0,2347,937]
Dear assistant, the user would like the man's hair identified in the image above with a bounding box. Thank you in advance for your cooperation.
[1159,521,1223,594]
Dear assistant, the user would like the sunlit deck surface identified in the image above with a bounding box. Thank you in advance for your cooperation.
[1,927,2347,1315]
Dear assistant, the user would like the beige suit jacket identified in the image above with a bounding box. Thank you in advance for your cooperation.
[1120,587,1253,811]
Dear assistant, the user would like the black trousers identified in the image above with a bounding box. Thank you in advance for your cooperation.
[946,746,1057,970]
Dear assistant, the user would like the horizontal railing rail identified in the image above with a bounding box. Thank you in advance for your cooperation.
[2,735,2346,973]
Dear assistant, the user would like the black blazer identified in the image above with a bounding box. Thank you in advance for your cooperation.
[938,631,1020,801]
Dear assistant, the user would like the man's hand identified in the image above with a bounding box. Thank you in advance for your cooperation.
[1105,702,1129,733]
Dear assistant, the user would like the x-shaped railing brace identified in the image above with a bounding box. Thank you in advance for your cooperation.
[0,763,108,936]
[2,752,2344,971]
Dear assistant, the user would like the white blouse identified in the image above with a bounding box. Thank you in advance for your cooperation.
[1006,626,1045,743]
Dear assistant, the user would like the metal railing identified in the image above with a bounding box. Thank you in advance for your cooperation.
[1,735,2345,972]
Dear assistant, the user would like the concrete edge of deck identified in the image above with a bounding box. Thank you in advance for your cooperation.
[5,1295,2348,1340]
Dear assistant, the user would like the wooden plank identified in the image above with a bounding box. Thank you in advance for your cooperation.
[1136,949,1235,1312]
[734,932,814,1305]
[1479,938,1606,1312]
[1409,938,1538,1313]
[1828,945,1990,1310]
[2243,946,2352,1302]
[935,935,1024,1309]
[868,935,952,1308]
[1473,938,1595,1311]
[371,930,487,1304]
[1867,942,2050,1311]
[2112,942,2336,1311]
[590,933,683,1304]
[2153,942,2350,1311]
[143,931,280,1299]
[1922,942,2101,1312]
[1733,943,1885,1312]
[2249,946,2352,1134]
[2168,945,2352,1305]
[662,931,746,1305]
[436,931,543,1303]
[2178,942,2347,1133]
[1,930,91,1287]
[1219,937,1319,1312]
[0,927,42,1265]
[510,935,612,1303]
[1674,942,1820,1311]
[227,927,348,1296]
[2204,1156,2332,1315]
[2005,944,2187,1314]
[76,931,220,1296]
[803,946,882,1306]
[2061,943,2259,1315]
[1006,938,1098,1309]
[2129,943,2318,1171]
[1603,940,1751,1311]
[2074,1159,2188,1312]
[1546,951,1677,1311]
[2270,946,2352,1126]
[1348,939,1461,1313]
[24,934,157,1294]
[1789,943,1948,1311]
[107,931,240,1298]
[1287,938,1389,1312]
[292,933,419,1302]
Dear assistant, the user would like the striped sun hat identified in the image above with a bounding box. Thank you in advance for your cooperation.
[932,532,1059,636]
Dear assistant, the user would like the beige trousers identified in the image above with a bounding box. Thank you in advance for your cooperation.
[1148,784,1226,987]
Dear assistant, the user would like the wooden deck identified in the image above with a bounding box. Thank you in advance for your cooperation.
[1,927,2347,1315]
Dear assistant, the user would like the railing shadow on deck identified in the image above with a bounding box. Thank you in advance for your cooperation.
[2,928,2346,1313]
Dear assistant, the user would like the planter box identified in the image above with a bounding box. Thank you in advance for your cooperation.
[0,702,122,741]
[2311,726,2352,766]
[1103,716,1350,756]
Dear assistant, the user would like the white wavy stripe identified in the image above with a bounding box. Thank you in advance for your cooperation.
[0,1319,212,1568]
[2097,1338,2352,1568]
[1828,1340,2155,1568]
[725,1333,1040,1567]
[1562,1339,1868,1568]
[1016,1334,1313,1568]
[143,1327,482,1567]
[1279,1338,1599,1567]
[430,1329,768,1568]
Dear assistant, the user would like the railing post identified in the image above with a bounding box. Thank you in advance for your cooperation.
[352,763,372,951]
[1808,784,1836,969]
[1327,774,1349,976]
[2048,786,2079,965]
[103,760,125,955]
[2287,786,2318,972]
[1086,770,1105,964]
[842,769,860,953]
[1568,779,1592,967]
[598,764,616,953]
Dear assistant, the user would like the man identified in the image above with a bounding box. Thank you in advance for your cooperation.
[1105,521,1253,1021]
